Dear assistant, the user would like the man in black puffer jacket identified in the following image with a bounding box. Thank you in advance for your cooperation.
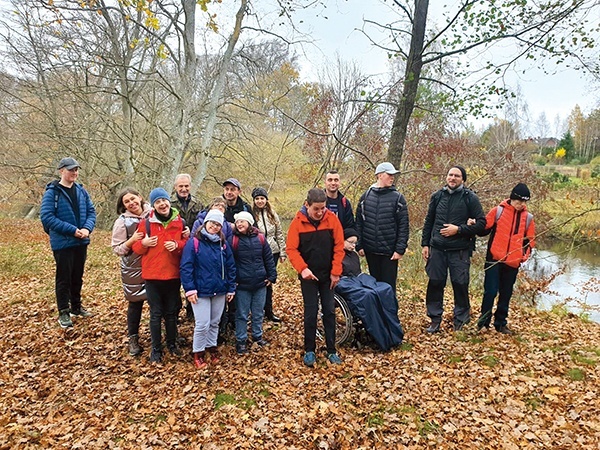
[355,162,409,295]
[421,165,486,333]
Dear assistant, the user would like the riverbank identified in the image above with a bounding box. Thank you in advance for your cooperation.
[0,219,598,448]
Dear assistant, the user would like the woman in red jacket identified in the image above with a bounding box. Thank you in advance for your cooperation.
[477,183,536,335]
[132,188,188,363]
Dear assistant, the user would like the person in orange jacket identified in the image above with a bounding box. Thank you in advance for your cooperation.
[132,188,188,363]
[476,183,536,335]
[286,188,345,367]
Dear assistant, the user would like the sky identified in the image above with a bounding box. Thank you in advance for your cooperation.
[288,0,599,137]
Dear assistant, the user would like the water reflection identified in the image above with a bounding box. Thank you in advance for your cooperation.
[523,240,600,322]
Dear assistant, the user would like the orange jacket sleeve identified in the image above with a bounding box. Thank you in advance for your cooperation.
[330,213,345,277]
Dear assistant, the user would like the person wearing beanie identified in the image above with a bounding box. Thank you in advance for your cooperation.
[421,166,486,333]
[180,207,236,369]
[324,170,355,230]
[252,187,287,323]
[40,157,96,329]
[476,183,536,335]
[355,161,409,295]
[190,197,233,240]
[341,228,361,277]
[229,209,277,355]
[132,187,188,363]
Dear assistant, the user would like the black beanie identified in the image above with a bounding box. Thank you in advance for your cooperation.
[251,187,268,200]
[344,228,359,240]
[451,165,467,182]
[510,183,531,201]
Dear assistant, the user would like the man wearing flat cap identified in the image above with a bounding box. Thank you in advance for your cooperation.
[355,162,409,295]
[40,157,96,329]
[222,178,254,224]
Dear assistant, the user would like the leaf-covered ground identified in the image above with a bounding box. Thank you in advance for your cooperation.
[0,219,598,449]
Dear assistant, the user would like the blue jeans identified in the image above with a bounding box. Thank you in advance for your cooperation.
[235,287,266,342]
[479,261,519,329]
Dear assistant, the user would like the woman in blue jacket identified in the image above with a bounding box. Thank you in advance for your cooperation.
[180,210,236,369]
[229,211,277,355]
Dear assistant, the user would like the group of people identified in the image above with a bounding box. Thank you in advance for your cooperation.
[41,157,536,369]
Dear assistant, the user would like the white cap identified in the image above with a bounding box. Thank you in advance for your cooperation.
[375,162,400,175]
[234,211,254,225]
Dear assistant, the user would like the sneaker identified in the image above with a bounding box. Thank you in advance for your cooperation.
[128,334,142,356]
[149,348,163,363]
[236,340,248,355]
[327,353,342,365]
[206,347,219,364]
[496,325,514,335]
[253,337,268,347]
[58,310,73,328]
[168,344,182,356]
[70,308,93,318]
[194,352,208,369]
[303,351,316,367]
[426,321,441,333]
[265,313,282,323]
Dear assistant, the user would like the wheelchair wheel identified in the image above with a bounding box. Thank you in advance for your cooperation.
[316,293,354,346]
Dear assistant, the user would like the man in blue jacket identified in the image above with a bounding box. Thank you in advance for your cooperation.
[40,157,96,328]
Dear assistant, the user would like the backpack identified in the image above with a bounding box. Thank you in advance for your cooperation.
[192,236,227,254]
[144,215,186,236]
[231,232,265,252]
[42,180,60,234]
[494,206,533,234]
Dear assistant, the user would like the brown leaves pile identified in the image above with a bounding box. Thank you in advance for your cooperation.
[0,219,598,449]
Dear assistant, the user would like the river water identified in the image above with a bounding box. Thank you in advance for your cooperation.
[523,241,600,322]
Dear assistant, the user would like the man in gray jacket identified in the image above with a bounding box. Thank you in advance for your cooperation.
[355,162,409,295]
[421,165,486,333]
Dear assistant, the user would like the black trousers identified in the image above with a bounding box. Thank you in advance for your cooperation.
[127,301,144,336]
[53,245,88,313]
[300,279,336,354]
[264,253,280,316]
[145,279,181,351]
[365,252,398,292]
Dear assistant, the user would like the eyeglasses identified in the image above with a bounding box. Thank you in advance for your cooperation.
[345,239,357,246]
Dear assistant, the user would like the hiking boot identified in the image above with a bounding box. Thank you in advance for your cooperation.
[206,346,219,364]
[426,321,441,334]
[253,337,268,347]
[327,353,342,365]
[194,352,207,369]
[303,351,316,367]
[128,334,142,356]
[236,340,248,355]
[496,325,514,335]
[168,344,182,356]
[58,309,73,328]
[70,307,93,318]
[149,348,163,363]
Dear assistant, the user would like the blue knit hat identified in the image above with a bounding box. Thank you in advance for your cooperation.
[149,187,170,206]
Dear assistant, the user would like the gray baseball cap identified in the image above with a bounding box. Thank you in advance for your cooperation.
[57,157,80,170]
[375,162,400,175]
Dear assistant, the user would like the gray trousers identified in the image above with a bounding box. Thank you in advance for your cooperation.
[425,247,471,326]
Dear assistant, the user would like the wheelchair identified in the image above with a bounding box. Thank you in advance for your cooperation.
[315,292,355,346]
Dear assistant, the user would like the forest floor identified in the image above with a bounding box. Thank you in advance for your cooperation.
[0,219,598,449]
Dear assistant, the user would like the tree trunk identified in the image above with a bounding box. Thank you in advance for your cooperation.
[387,0,429,168]
[191,0,247,195]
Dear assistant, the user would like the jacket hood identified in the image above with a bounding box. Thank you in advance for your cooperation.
[233,225,259,237]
